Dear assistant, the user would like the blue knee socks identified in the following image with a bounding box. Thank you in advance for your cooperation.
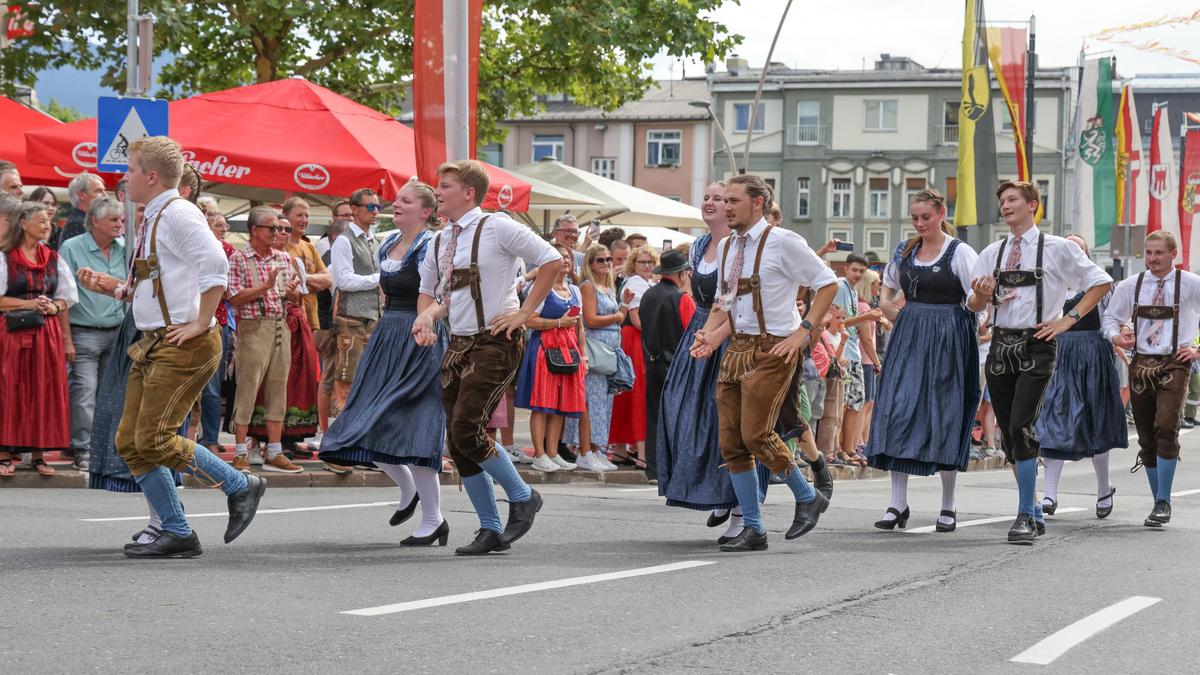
[1033,500,1044,524]
[1146,465,1160,499]
[461,473,503,533]
[1016,458,1037,517]
[782,464,816,504]
[729,470,764,533]
[1156,458,1177,503]
[135,467,191,537]
[182,443,248,496]
[480,445,532,503]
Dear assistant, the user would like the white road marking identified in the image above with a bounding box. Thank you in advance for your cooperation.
[1010,596,1161,665]
[80,501,397,522]
[1171,488,1200,497]
[342,561,715,616]
[616,487,660,492]
[903,507,1085,534]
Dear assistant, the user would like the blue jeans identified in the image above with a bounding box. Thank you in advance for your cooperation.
[67,326,120,454]
[199,324,233,446]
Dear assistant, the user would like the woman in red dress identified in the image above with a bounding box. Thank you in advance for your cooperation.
[610,245,658,468]
[0,203,78,477]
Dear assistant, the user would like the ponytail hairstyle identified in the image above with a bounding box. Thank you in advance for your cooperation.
[900,188,956,259]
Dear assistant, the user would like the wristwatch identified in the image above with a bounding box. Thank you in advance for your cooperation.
[800,319,814,331]
[1067,309,1081,321]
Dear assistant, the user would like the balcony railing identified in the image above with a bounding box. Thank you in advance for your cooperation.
[940,124,959,145]
[786,124,828,146]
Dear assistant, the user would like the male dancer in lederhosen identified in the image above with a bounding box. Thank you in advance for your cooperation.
[414,159,560,556]
[691,174,836,552]
[1104,231,1200,527]
[967,180,1111,545]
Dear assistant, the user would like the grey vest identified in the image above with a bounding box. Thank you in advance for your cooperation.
[338,231,381,321]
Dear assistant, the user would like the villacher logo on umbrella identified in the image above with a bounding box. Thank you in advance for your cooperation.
[71,142,98,168]
[294,163,331,190]
[183,151,252,180]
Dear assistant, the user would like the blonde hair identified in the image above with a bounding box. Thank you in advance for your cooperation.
[901,188,956,259]
[581,244,615,291]
[437,160,490,206]
[1146,230,1178,252]
[855,268,880,300]
[282,196,309,216]
[128,136,184,188]
[403,180,439,227]
[625,244,660,278]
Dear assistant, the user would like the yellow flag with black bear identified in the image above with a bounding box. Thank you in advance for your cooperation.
[956,0,999,229]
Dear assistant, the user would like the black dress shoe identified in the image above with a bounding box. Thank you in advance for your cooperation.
[1042,497,1057,516]
[807,454,834,500]
[706,509,731,528]
[1145,500,1172,527]
[1007,514,1036,544]
[934,509,957,533]
[224,473,266,544]
[131,525,164,543]
[1035,519,1046,537]
[500,489,543,545]
[785,492,829,540]
[718,527,768,552]
[389,493,420,527]
[286,441,314,459]
[401,520,449,546]
[124,531,203,558]
[1096,487,1116,519]
[455,529,510,556]
[558,445,577,462]
[1182,418,1195,429]
[874,506,910,530]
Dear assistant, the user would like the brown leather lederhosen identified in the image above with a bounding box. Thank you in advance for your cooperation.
[1129,271,1188,465]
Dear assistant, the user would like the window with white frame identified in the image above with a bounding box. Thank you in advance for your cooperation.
[865,227,889,255]
[796,177,811,218]
[1037,179,1051,220]
[591,157,617,180]
[904,177,928,207]
[733,102,766,133]
[868,177,890,219]
[864,99,898,131]
[532,134,564,161]
[794,101,820,143]
[828,226,852,243]
[831,178,852,218]
[646,130,682,166]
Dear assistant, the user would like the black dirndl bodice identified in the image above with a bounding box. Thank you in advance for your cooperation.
[894,238,965,305]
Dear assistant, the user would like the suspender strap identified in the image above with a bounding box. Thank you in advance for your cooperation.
[147,197,184,328]
[1131,271,1183,354]
[990,237,1006,308]
[1174,269,1181,349]
[990,232,1045,324]
[1034,232,1044,325]
[721,235,735,336]
[750,225,773,336]
[1132,271,1143,354]
[469,216,488,331]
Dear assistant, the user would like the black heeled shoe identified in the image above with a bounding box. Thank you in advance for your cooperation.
[389,493,420,527]
[401,520,449,546]
[1096,487,1116,519]
[707,509,731,528]
[934,509,957,533]
[874,507,910,530]
[1042,497,1058,516]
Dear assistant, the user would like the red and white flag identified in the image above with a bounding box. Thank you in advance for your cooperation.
[412,0,484,186]
[1147,103,1181,258]
[1180,123,1200,269]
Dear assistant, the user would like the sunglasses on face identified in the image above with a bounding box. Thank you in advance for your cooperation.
[636,259,654,265]
[282,227,294,233]
[255,225,286,232]
[356,203,381,213]
[593,257,612,264]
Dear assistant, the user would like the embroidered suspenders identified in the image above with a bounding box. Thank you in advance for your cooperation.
[991,232,1045,324]
[720,224,773,335]
[1131,271,1182,356]
[132,197,184,327]
[434,215,490,331]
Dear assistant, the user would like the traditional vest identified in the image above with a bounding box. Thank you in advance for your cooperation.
[338,230,381,321]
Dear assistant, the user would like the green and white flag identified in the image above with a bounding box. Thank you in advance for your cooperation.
[1071,56,1118,247]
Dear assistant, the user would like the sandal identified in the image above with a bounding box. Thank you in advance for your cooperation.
[0,459,14,477]
[32,459,56,476]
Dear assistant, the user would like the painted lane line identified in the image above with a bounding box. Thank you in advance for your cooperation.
[903,507,1085,534]
[616,487,660,492]
[1171,488,1200,497]
[80,501,397,522]
[342,561,715,616]
[1010,596,1161,665]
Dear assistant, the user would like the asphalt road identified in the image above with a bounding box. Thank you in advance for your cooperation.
[1,437,1196,674]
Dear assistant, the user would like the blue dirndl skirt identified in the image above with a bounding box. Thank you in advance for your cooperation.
[318,309,447,469]
[655,306,769,510]
[1036,330,1128,460]
[866,302,980,476]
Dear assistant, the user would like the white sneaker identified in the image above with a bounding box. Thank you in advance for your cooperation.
[551,455,576,471]
[249,445,264,466]
[310,430,323,450]
[595,453,618,471]
[531,455,559,472]
[507,445,532,465]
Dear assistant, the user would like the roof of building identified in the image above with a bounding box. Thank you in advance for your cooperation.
[508,79,711,123]
[709,65,1072,89]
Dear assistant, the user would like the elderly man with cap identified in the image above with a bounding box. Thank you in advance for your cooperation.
[638,249,696,482]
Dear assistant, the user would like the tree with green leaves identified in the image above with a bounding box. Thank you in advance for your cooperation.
[1,1,739,143]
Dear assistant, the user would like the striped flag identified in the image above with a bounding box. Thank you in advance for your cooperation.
[955,0,998,230]
[413,0,484,185]
[1115,84,1149,227]
[1147,103,1181,256]
[1180,125,1200,269]
[986,27,1029,179]
[1070,57,1118,247]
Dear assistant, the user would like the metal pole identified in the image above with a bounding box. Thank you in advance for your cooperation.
[1024,15,1036,182]
[126,0,138,96]
[740,0,794,174]
[711,108,739,178]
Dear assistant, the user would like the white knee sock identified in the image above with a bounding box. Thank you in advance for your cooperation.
[1092,453,1112,503]
[376,463,416,507]
[137,501,164,544]
[939,471,958,525]
[723,513,744,539]
[408,466,444,537]
[883,472,908,520]
[1043,458,1065,503]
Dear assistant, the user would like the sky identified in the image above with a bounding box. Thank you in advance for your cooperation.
[652,0,1200,78]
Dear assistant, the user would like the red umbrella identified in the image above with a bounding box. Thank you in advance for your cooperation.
[0,96,70,187]
[24,78,530,211]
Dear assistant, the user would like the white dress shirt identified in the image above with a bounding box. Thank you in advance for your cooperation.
[132,189,228,330]
[715,217,837,337]
[330,223,380,292]
[623,275,652,309]
[0,250,79,305]
[419,207,560,336]
[1102,268,1200,355]
[883,236,979,298]
[970,228,1111,329]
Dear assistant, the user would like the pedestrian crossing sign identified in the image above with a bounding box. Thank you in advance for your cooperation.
[96,97,169,173]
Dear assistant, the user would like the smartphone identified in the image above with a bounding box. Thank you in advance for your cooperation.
[588,220,601,238]
[567,305,582,318]
[662,239,673,252]
[835,241,855,252]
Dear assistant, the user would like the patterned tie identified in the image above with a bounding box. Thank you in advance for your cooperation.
[435,223,463,305]
[716,234,748,312]
[1146,278,1167,347]
[1004,236,1022,271]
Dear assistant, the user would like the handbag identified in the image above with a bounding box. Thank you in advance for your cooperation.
[544,346,582,374]
[5,309,45,332]
[585,337,619,376]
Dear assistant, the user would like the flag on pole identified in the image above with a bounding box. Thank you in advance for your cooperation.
[1147,103,1181,259]
[986,27,1029,179]
[1115,84,1149,227]
[1070,57,1118,247]
[1180,124,1200,269]
[412,0,484,185]
[955,0,998,229]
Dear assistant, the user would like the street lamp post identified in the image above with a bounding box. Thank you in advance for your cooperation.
[690,100,739,179]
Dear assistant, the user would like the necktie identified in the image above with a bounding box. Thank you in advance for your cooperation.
[716,234,748,312]
[1146,278,1167,347]
[1004,236,1022,271]
[435,224,463,305]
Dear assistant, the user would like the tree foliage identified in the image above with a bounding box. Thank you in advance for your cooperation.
[1,1,738,143]
[42,97,85,122]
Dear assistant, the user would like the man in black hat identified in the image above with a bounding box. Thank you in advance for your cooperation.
[639,248,695,481]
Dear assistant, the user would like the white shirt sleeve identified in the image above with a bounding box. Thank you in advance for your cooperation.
[1056,238,1113,292]
[331,235,379,292]
[1102,277,1135,340]
[952,242,980,298]
[418,231,441,298]
[970,242,998,282]
[55,254,79,306]
[882,260,900,291]
[781,232,837,290]
[626,276,651,309]
[173,209,228,293]
[496,217,560,269]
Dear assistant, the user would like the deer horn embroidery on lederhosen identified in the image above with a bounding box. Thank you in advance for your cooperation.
[987,232,1045,377]
[1130,270,1183,396]
[717,225,773,384]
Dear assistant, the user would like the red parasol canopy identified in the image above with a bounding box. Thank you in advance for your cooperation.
[24,78,530,211]
[1,96,70,187]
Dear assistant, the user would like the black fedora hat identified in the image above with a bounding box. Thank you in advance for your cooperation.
[654,249,692,275]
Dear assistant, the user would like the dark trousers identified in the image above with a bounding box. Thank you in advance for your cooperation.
[440,331,522,477]
[1130,354,1189,466]
[985,330,1057,462]
[644,358,669,480]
